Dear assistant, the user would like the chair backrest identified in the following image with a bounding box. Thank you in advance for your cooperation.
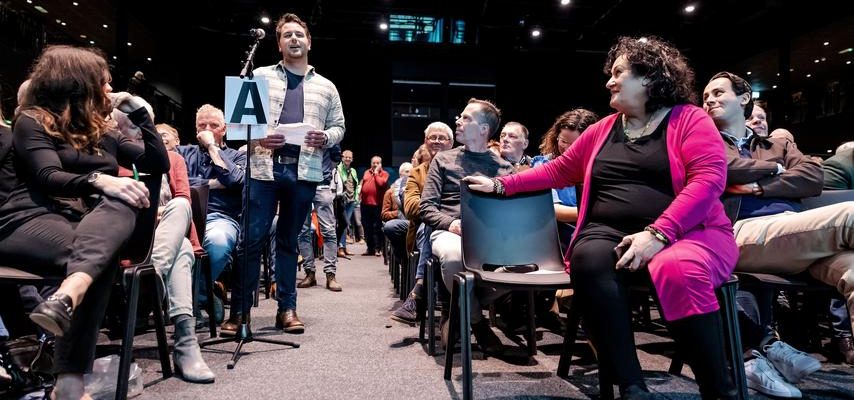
[190,184,209,243]
[802,189,854,210]
[460,184,564,273]
[119,173,163,265]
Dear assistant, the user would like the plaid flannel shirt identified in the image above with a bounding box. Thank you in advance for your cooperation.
[249,63,345,181]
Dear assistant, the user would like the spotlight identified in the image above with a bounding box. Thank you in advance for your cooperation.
[261,16,270,24]
[560,0,570,5]
[531,28,541,38]
[746,71,752,75]
[684,4,696,13]
[379,22,388,31]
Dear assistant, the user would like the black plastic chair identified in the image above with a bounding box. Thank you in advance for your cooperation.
[443,185,572,400]
[0,173,172,400]
[189,184,217,338]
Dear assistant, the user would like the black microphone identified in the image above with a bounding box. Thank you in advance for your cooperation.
[249,28,266,40]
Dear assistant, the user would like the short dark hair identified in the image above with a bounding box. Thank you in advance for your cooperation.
[276,13,311,41]
[467,98,501,136]
[539,108,599,157]
[709,71,753,118]
[604,36,697,113]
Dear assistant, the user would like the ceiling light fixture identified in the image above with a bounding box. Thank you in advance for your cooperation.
[840,48,853,54]
[127,42,132,46]
[847,61,852,65]
[61,22,66,26]
[531,28,542,38]
[102,24,108,28]
[806,74,812,78]
[560,0,571,5]
[379,22,388,31]
[823,41,830,46]
[147,57,152,61]
[814,59,820,63]
[772,85,777,89]
[684,4,696,13]
[261,16,270,24]
[73,1,78,5]
[89,40,94,45]
[746,71,752,75]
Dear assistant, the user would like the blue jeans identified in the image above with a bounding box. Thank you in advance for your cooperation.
[830,298,853,338]
[299,187,338,274]
[382,219,409,262]
[415,223,433,280]
[338,201,356,248]
[197,212,240,306]
[0,315,8,339]
[233,163,317,313]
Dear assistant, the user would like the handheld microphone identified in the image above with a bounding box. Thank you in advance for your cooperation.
[249,28,266,40]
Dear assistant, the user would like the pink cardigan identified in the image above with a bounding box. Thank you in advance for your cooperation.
[500,104,737,320]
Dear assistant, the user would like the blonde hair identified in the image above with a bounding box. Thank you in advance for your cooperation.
[196,104,224,123]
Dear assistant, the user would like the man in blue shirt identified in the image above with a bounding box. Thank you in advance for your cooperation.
[177,104,246,326]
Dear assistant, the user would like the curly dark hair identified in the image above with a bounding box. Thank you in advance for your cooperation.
[603,36,697,113]
[539,108,599,158]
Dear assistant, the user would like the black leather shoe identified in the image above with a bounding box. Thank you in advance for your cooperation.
[29,294,73,337]
[275,309,305,333]
[472,318,503,355]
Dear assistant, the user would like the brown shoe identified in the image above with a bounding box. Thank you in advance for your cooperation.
[220,313,248,337]
[344,248,354,255]
[326,273,342,292]
[360,251,374,256]
[275,309,305,333]
[337,248,347,257]
[297,271,316,288]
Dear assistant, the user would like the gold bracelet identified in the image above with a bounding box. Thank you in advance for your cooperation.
[644,225,669,245]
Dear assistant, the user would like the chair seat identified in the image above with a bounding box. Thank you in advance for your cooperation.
[474,269,571,287]
[0,266,63,282]
[735,271,828,290]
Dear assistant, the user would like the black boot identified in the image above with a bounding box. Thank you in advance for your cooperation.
[669,311,737,399]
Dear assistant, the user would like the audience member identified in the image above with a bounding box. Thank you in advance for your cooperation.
[703,71,854,397]
[747,104,768,137]
[421,98,514,354]
[177,104,245,330]
[381,162,412,265]
[297,145,344,292]
[335,150,360,256]
[390,122,454,325]
[0,45,170,399]
[237,12,345,333]
[360,156,389,256]
[469,37,739,398]
[156,123,181,151]
[113,103,214,383]
[498,121,532,170]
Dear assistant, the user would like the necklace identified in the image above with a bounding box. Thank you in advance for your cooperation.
[621,110,657,142]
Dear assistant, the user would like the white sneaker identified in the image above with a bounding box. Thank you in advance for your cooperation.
[745,351,802,398]
[764,341,821,383]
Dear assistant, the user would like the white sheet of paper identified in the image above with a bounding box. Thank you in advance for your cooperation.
[274,123,315,146]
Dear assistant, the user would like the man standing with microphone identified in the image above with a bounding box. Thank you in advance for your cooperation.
[225,12,345,334]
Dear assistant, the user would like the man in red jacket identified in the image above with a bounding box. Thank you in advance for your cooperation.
[359,156,389,256]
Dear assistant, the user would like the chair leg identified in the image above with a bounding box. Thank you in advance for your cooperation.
[426,258,437,356]
[460,272,474,400]
[444,276,459,380]
[116,268,141,400]
[557,305,580,378]
[147,269,173,378]
[720,281,749,400]
[527,290,537,356]
[203,258,217,338]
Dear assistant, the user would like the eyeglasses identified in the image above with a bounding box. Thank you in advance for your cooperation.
[427,135,450,143]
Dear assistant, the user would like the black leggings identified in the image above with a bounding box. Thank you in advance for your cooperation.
[0,195,138,373]
[570,224,735,397]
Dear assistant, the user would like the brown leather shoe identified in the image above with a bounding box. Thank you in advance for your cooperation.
[297,271,316,288]
[337,248,347,257]
[275,309,305,333]
[326,273,342,292]
[220,313,247,337]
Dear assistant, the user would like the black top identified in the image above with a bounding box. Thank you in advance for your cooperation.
[0,125,14,205]
[277,68,306,159]
[0,107,170,237]
[587,111,675,234]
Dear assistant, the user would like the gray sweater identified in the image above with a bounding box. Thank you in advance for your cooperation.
[419,146,514,231]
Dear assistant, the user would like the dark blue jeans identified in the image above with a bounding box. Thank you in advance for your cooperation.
[232,163,317,314]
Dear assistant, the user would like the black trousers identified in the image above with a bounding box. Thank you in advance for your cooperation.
[361,204,383,253]
[0,196,137,373]
[569,223,735,397]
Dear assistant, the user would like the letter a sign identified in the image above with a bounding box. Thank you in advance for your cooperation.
[225,76,270,140]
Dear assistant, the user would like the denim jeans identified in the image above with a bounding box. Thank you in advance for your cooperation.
[830,298,853,338]
[299,187,338,274]
[382,219,409,263]
[415,223,433,280]
[337,201,356,248]
[197,211,240,306]
[233,163,317,313]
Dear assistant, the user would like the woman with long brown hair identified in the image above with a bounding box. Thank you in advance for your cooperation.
[0,45,169,399]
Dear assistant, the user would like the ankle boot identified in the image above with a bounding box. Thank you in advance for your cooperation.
[173,317,215,383]
[669,311,737,399]
[297,271,317,288]
[326,273,342,292]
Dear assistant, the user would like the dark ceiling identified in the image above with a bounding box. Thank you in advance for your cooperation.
[2,0,853,157]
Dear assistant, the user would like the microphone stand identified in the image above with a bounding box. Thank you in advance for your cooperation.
[200,31,299,369]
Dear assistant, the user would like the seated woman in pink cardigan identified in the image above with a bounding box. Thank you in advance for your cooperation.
[466,36,738,399]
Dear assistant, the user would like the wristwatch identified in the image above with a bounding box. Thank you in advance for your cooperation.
[87,171,102,185]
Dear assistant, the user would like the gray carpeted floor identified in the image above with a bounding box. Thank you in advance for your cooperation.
[126,243,854,399]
